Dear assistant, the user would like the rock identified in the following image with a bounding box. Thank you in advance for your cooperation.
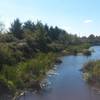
[55,59,62,64]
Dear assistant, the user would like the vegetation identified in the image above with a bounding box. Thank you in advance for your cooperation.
[64,43,91,55]
[0,52,57,93]
[83,60,100,87]
[0,18,99,96]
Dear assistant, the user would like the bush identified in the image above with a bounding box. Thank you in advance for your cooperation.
[83,49,91,56]
[0,52,57,92]
[83,60,100,85]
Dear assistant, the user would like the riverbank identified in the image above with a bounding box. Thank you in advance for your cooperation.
[0,52,62,98]
[82,60,100,89]
[62,43,91,56]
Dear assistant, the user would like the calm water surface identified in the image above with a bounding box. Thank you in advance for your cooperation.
[19,46,100,100]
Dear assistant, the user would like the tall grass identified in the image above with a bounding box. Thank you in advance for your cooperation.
[0,52,57,93]
[83,60,100,85]
[65,43,91,55]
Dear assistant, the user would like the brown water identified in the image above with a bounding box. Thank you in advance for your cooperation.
[19,46,100,100]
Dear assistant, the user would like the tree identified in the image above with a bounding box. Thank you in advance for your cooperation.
[49,26,55,41]
[34,21,47,42]
[88,34,95,43]
[49,26,61,41]
[10,18,23,39]
[23,20,35,32]
[44,24,51,43]
[33,21,48,51]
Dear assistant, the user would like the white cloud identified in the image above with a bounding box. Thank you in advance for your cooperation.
[83,19,93,24]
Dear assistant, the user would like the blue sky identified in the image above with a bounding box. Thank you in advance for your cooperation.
[0,0,100,36]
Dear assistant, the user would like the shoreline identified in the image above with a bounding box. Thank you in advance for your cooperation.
[12,57,62,100]
[82,59,100,92]
[0,54,63,100]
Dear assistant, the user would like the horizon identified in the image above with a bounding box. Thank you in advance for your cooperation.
[0,0,100,36]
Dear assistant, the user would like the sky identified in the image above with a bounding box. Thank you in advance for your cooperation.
[0,0,100,36]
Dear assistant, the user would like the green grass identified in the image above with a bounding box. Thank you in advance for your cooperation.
[83,60,100,85]
[0,52,57,93]
[64,43,91,55]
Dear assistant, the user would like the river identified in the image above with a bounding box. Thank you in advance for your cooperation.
[18,46,100,100]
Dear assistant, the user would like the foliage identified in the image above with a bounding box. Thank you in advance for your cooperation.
[0,52,56,92]
[83,60,100,85]
[0,34,17,42]
[65,43,90,55]
[10,19,24,39]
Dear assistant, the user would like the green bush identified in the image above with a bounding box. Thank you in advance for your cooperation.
[0,52,57,92]
[83,60,100,84]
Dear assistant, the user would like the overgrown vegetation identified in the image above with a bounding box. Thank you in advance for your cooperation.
[64,43,91,55]
[82,60,100,87]
[0,52,57,93]
[0,18,98,95]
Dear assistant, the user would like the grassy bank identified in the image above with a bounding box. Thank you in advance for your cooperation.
[0,52,58,96]
[82,60,100,87]
[62,43,91,55]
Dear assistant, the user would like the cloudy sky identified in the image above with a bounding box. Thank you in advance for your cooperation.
[0,0,100,36]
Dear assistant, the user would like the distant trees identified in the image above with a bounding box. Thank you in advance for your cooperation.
[1,18,100,48]
[88,34,100,44]
[8,18,84,46]
[88,34,95,43]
